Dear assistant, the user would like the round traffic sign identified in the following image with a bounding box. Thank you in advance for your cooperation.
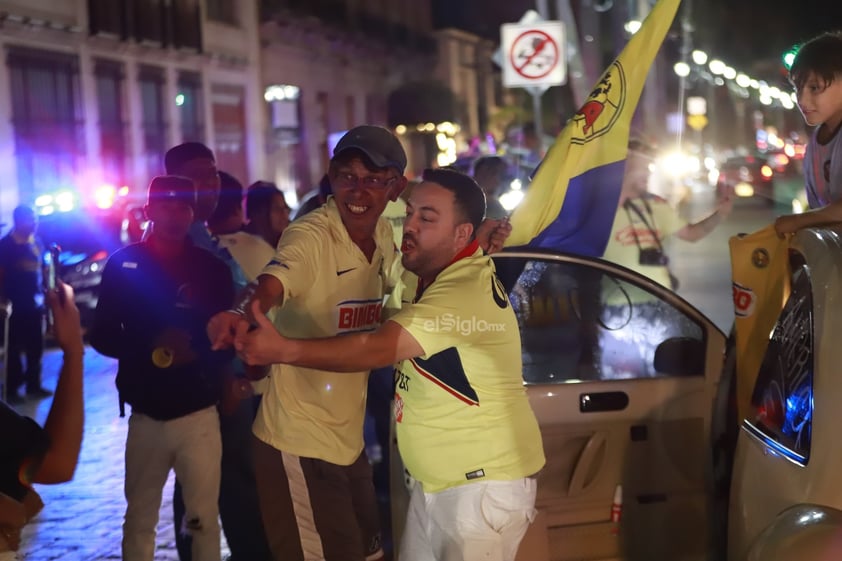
[508,29,560,81]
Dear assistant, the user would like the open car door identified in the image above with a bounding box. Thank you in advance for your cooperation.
[390,250,726,561]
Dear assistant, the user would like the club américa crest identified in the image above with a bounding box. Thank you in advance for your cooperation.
[571,61,627,145]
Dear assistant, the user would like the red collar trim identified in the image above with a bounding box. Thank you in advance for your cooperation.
[448,239,481,266]
[415,239,480,300]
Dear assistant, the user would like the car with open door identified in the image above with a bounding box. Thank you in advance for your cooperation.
[727,227,842,561]
[390,248,728,560]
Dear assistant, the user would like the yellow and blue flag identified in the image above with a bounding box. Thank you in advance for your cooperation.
[505,0,681,255]
[729,226,791,421]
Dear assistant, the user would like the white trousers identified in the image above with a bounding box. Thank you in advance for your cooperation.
[399,477,537,561]
[122,406,222,561]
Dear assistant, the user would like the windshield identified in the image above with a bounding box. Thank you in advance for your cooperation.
[35,210,123,266]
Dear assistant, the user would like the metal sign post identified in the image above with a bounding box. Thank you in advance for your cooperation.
[497,14,567,157]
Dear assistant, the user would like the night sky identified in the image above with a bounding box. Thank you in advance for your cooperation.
[432,0,842,71]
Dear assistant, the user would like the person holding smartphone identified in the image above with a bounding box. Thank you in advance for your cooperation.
[0,205,52,404]
[0,280,85,559]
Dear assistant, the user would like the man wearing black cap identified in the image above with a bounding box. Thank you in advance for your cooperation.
[207,125,407,561]
[89,175,235,561]
[163,142,248,293]
[164,144,265,561]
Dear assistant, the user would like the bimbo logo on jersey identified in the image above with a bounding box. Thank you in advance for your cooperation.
[336,298,382,332]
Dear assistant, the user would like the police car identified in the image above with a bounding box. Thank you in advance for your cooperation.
[388,226,838,560]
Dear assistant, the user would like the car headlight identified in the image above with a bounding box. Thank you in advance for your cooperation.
[499,190,524,211]
[735,182,755,197]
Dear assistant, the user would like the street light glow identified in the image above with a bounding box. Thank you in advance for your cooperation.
[723,66,737,80]
[709,59,726,75]
[624,20,642,34]
[736,73,751,88]
[673,62,691,77]
[692,50,708,65]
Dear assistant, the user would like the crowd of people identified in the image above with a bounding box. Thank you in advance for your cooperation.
[2,27,841,561]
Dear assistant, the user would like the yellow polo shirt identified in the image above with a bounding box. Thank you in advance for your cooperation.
[390,246,545,492]
[602,195,686,289]
[253,198,398,465]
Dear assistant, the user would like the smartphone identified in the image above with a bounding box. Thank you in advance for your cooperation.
[43,243,62,331]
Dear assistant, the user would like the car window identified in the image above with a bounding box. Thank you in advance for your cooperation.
[37,210,123,266]
[494,256,705,384]
[746,252,813,464]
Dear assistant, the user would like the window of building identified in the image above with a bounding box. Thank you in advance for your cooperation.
[745,252,813,465]
[345,95,355,130]
[132,0,166,45]
[7,47,84,201]
[94,59,128,186]
[212,84,248,185]
[88,0,126,38]
[138,66,167,180]
[206,0,237,25]
[316,91,329,172]
[171,0,202,51]
[177,71,204,142]
[460,42,475,66]
[365,93,382,125]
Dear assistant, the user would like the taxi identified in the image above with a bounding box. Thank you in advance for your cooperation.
[389,225,840,560]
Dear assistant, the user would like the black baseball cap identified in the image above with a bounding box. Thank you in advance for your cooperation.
[164,142,215,174]
[333,125,407,174]
[147,175,197,210]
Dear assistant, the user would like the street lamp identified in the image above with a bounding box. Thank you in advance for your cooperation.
[624,20,642,34]
[709,59,726,75]
[691,50,708,65]
[736,73,751,88]
[723,66,737,80]
[673,62,691,77]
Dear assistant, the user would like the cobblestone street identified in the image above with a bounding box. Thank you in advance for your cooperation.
[12,347,230,561]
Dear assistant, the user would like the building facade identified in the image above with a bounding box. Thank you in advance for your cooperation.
[259,0,437,199]
[0,0,265,224]
[432,28,497,141]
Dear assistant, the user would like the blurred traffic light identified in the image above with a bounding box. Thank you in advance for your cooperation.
[782,46,799,70]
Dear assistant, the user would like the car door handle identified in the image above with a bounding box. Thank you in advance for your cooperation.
[568,431,607,496]
[579,391,629,413]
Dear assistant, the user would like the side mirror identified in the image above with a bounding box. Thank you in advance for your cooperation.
[653,337,705,377]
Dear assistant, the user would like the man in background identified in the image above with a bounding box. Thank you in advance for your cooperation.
[90,175,234,561]
[1,281,85,555]
[472,156,509,220]
[0,205,52,404]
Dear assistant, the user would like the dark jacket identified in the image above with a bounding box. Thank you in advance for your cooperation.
[89,240,234,420]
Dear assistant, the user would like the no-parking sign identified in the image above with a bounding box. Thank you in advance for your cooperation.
[501,20,566,89]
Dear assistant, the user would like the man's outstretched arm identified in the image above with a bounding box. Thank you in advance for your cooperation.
[234,300,423,372]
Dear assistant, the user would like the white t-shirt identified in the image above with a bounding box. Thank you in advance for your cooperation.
[214,231,276,283]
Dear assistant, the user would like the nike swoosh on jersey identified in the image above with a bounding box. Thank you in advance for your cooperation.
[337,268,356,276]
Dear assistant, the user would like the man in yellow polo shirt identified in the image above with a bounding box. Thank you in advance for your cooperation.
[208,125,406,561]
[232,168,545,561]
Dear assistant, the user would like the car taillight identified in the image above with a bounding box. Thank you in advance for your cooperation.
[94,184,117,209]
[761,165,773,179]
